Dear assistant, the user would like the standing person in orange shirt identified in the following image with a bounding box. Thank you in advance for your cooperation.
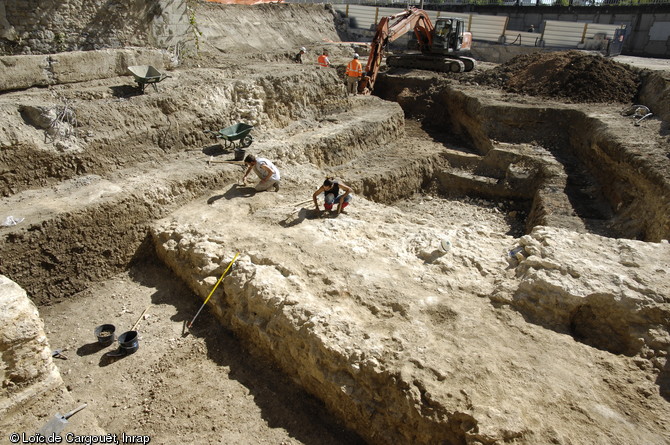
[317,50,331,68]
[345,53,362,95]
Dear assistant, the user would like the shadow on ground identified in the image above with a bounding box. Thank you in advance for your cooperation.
[658,358,670,402]
[109,85,143,98]
[208,184,256,204]
[126,255,366,445]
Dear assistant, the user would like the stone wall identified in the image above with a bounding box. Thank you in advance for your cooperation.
[0,0,191,55]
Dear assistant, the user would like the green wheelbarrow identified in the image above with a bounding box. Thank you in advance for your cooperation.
[127,65,171,93]
[205,123,254,152]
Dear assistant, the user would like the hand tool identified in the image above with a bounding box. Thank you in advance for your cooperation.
[188,252,240,329]
[37,404,87,436]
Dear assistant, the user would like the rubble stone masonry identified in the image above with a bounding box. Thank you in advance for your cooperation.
[0,0,191,55]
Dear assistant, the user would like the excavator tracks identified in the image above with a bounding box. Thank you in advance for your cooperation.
[386,54,476,73]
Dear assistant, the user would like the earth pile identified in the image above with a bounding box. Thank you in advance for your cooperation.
[474,50,641,103]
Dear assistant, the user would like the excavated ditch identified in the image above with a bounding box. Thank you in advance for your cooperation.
[375,72,670,242]
[2,50,670,444]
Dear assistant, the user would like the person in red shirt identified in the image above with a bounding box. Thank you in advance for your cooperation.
[345,53,362,95]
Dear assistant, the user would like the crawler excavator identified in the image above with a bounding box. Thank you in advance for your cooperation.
[360,7,476,93]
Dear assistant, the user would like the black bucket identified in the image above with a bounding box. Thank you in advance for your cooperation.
[94,324,116,346]
[117,330,139,354]
[234,149,245,161]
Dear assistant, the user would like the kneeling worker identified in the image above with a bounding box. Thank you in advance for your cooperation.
[313,177,353,215]
[241,154,280,192]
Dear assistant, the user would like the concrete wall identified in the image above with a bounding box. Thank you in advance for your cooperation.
[0,0,191,55]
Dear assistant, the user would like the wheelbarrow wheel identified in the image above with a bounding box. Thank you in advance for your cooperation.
[241,135,253,148]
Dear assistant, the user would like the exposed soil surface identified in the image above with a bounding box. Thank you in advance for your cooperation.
[35,258,367,445]
[2,4,670,445]
[474,50,641,103]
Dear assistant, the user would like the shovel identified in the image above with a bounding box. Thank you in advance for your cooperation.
[37,403,87,436]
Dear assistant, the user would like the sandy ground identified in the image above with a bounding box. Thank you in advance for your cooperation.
[35,193,515,445]
[38,258,366,445]
[3,3,670,444]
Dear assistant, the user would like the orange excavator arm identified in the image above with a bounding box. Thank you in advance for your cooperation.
[361,8,434,93]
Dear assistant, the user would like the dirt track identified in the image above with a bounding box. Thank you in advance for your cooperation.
[2,3,670,445]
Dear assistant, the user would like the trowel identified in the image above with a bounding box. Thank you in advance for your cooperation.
[37,403,87,436]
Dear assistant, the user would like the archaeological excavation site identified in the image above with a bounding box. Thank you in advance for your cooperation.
[1,1,670,444]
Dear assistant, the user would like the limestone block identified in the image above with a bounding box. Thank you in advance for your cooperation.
[50,48,171,84]
[0,275,61,415]
[510,226,670,356]
[0,55,51,91]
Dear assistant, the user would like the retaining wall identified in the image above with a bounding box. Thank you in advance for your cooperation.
[0,47,171,92]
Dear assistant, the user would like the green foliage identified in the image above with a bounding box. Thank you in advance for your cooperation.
[186,0,203,56]
[53,32,66,52]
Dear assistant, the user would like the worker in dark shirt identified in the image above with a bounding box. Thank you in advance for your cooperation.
[294,47,307,63]
[312,177,353,216]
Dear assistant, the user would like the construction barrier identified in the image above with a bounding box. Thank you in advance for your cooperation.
[335,5,627,50]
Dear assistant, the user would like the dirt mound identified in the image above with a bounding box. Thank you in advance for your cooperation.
[474,50,641,104]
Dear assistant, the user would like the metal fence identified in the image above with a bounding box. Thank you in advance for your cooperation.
[332,4,628,48]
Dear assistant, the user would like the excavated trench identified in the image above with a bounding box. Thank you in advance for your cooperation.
[2,66,667,347]
[2,55,670,444]
[374,72,670,242]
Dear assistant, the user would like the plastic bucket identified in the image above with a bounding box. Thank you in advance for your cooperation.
[117,331,139,354]
[94,324,116,346]
[234,149,245,161]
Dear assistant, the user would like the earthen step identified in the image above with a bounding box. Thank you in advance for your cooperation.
[0,68,350,198]
[0,96,406,303]
[327,120,448,204]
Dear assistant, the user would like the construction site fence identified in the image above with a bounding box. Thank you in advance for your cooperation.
[330,4,630,49]
[287,0,670,5]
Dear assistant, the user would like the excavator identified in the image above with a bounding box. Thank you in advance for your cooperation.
[360,7,476,93]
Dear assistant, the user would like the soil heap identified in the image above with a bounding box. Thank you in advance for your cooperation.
[474,50,641,103]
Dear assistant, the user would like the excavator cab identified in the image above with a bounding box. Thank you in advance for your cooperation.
[412,17,467,54]
[434,19,452,39]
